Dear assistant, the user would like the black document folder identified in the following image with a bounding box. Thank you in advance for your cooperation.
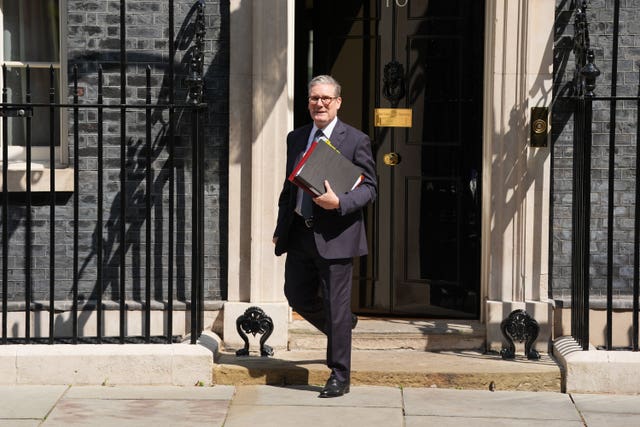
[288,138,364,196]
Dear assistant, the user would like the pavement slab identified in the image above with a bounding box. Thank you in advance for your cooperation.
[40,385,234,427]
[0,385,68,421]
[231,384,403,407]
[405,416,585,427]
[62,384,235,400]
[572,393,640,427]
[5,383,640,426]
[0,422,42,427]
[225,405,402,427]
[572,393,640,414]
[224,385,404,427]
[403,388,583,422]
[43,398,230,427]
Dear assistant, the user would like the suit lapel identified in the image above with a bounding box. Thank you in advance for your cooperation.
[294,124,313,163]
[330,120,347,152]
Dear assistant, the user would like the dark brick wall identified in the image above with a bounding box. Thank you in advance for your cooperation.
[2,0,228,306]
[552,0,639,304]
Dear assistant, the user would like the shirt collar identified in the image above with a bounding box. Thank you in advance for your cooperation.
[311,116,338,141]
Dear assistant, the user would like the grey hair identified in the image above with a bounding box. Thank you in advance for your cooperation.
[308,75,341,97]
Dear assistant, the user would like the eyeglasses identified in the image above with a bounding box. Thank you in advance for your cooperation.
[308,96,337,106]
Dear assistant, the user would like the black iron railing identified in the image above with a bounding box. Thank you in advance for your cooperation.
[569,0,639,351]
[0,0,207,345]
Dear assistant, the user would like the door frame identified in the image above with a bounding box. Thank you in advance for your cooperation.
[225,0,554,350]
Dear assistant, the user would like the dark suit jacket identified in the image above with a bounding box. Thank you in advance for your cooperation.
[274,120,377,259]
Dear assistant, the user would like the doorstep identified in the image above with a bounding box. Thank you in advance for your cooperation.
[216,318,560,392]
[213,348,562,392]
[289,317,486,352]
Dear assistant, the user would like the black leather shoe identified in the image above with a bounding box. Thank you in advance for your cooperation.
[351,313,358,329]
[319,376,350,398]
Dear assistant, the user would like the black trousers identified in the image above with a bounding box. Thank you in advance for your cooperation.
[284,216,353,383]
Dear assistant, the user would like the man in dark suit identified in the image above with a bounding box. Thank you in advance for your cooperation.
[273,75,377,397]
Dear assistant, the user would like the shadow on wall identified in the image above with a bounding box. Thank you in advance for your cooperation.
[487,3,556,304]
[4,0,230,339]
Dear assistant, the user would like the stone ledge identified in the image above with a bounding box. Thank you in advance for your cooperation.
[553,336,640,394]
[0,167,74,192]
[0,334,217,386]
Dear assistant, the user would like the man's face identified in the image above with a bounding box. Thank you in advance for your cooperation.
[308,83,342,128]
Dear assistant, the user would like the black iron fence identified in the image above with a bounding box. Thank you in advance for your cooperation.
[568,0,640,351]
[0,0,207,345]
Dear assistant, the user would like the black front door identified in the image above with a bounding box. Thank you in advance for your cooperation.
[295,0,484,318]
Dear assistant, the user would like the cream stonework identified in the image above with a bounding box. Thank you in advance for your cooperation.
[482,0,554,352]
[226,0,294,350]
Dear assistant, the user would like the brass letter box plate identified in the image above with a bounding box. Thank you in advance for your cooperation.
[374,108,412,127]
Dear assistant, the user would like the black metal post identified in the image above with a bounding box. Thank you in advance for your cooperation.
[73,66,80,343]
[145,66,152,342]
[604,0,621,351]
[198,106,205,339]
[634,68,640,352]
[571,1,600,350]
[2,65,8,344]
[119,0,127,343]
[571,95,589,349]
[578,49,599,350]
[25,66,32,343]
[48,65,56,344]
[187,0,206,344]
[191,107,200,344]
[97,66,104,342]
[167,0,175,342]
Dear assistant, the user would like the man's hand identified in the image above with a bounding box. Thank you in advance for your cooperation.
[314,180,340,210]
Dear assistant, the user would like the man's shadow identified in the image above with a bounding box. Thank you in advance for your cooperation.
[47,1,227,340]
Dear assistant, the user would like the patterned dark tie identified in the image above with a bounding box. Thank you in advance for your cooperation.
[300,129,325,218]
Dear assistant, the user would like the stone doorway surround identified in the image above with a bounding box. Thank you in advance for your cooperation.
[224,0,294,350]
[224,0,555,354]
[481,0,554,353]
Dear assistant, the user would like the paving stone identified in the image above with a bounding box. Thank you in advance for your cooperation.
[572,393,640,426]
[224,405,402,427]
[579,413,640,426]
[42,398,230,427]
[6,383,640,426]
[0,385,68,419]
[231,384,402,408]
[405,416,584,427]
[63,384,235,400]
[402,388,582,422]
[0,421,42,427]
[224,385,403,427]
[572,393,640,414]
